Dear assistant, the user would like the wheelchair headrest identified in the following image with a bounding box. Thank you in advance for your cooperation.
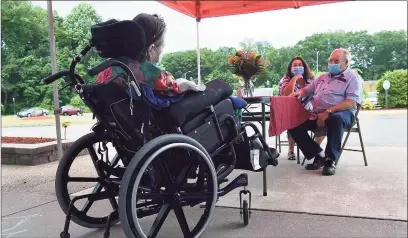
[90,19,146,60]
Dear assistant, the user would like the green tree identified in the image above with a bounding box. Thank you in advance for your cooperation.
[376,69,407,108]
[1,1,52,113]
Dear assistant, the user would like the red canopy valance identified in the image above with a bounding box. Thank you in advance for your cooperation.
[158,0,350,20]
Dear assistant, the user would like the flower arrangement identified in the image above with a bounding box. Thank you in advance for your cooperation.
[228,49,267,97]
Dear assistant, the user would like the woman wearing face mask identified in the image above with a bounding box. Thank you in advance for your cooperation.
[278,57,326,160]
[96,13,183,101]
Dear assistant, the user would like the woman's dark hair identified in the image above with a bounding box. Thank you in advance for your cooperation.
[133,13,166,48]
[285,56,314,79]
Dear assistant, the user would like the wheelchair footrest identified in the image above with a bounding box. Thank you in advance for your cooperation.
[218,173,248,197]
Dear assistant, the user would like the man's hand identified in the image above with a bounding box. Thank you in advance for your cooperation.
[317,111,329,127]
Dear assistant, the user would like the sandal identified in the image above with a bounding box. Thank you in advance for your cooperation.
[287,151,296,160]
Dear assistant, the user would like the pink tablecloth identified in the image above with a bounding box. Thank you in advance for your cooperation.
[269,96,311,137]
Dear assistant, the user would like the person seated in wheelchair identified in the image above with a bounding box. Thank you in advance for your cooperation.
[95,13,206,108]
[93,13,249,131]
[90,13,278,170]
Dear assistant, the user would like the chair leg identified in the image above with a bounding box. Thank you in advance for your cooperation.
[357,121,368,166]
[278,134,282,153]
[296,146,300,164]
[301,157,307,166]
[335,129,351,166]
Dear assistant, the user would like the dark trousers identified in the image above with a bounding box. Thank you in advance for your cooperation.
[288,110,354,161]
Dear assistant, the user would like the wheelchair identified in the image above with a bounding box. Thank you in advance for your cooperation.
[44,19,280,238]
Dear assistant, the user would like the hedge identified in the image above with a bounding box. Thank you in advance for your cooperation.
[376,69,408,108]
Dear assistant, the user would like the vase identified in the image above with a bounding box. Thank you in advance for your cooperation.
[242,75,254,97]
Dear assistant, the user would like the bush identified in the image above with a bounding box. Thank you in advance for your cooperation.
[1,104,4,115]
[363,89,368,99]
[376,69,408,108]
[362,99,374,110]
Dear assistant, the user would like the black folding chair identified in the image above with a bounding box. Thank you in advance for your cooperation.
[301,105,368,166]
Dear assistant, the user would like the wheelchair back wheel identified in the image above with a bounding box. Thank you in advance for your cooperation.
[119,134,218,238]
[55,132,122,228]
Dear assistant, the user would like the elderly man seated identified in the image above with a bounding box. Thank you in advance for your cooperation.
[289,48,363,176]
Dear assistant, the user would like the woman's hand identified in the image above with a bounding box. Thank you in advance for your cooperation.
[297,77,306,88]
[291,74,303,82]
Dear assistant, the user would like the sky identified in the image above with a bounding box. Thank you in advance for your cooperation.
[32,1,408,54]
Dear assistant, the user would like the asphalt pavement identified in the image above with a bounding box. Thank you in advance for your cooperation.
[2,111,407,148]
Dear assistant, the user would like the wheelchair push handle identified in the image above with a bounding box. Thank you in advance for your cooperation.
[43,70,71,84]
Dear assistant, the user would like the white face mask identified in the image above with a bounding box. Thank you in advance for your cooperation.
[148,44,161,63]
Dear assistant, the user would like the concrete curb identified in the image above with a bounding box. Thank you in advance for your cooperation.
[1,140,88,165]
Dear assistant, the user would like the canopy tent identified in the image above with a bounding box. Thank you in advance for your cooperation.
[158,0,350,84]
[159,0,346,19]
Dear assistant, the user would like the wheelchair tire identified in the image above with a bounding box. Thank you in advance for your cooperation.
[242,200,249,226]
[55,132,120,228]
[119,134,218,238]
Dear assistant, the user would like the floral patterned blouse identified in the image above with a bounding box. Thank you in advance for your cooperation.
[96,57,182,97]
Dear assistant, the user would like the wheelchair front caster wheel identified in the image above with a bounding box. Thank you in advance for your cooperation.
[242,200,249,226]
[60,232,70,238]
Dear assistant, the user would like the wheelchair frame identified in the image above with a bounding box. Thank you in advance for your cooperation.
[44,40,279,238]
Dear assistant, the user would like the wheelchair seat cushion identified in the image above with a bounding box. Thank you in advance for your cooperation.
[165,79,233,127]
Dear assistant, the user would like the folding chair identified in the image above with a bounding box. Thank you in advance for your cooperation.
[301,105,368,166]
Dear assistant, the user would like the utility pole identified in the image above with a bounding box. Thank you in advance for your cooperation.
[47,0,63,160]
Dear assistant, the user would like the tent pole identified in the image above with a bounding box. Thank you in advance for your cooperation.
[196,19,201,85]
[47,0,63,160]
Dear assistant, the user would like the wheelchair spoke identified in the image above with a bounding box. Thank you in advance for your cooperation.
[81,183,103,214]
[159,160,175,183]
[137,192,167,201]
[173,202,190,237]
[148,203,171,238]
[179,192,212,200]
[87,146,101,169]
[176,161,195,190]
[68,177,100,182]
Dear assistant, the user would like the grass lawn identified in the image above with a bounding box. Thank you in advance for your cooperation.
[1,113,95,127]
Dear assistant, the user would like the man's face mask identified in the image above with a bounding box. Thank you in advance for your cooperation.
[328,63,341,74]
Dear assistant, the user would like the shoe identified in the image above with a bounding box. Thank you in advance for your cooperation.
[287,151,296,160]
[322,159,336,176]
[305,154,325,170]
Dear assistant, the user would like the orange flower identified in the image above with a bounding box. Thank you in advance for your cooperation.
[237,50,243,56]
[228,57,234,64]
[232,56,240,63]
[250,51,256,59]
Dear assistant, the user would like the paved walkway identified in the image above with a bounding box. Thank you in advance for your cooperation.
[1,204,407,238]
[217,146,407,221]
[2,110,407,237]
